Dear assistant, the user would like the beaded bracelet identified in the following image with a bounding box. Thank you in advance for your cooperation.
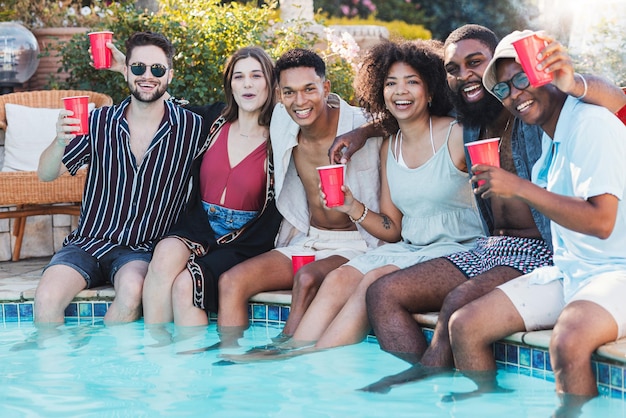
[573,73,588,100]
[349,204,368,224]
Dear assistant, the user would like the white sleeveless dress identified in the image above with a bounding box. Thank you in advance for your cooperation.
[347,121,485,273]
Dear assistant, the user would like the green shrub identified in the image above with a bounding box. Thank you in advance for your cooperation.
[57,0,359,104]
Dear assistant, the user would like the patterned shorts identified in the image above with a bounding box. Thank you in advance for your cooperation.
[444,236,553,278]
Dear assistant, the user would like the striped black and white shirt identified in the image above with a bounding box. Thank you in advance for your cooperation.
[62,97,205,259]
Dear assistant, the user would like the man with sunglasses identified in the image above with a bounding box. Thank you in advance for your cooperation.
[449,29,626,413]
[35,32,205,324]
[332,25,625,393]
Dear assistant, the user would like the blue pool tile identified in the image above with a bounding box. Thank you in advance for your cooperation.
[545,352,553,372]
[598,385,610,397]
[64,303,78,317]
[597,362,610,385]
[78,302,93,318]
[531,348,545,370]
[252,304,267,320]
[519,346,530,367]
[93,303,108,317]
[504,363,519,373]
[423,329,433,345]
[531,368,546,380]
[280,306,290,322]
[4,304,18,321]
[611,387,624,399]
[611,365,624,388]
[267,305,280,322]
[0,306,4,322]
[19,303,33,321]
[506,344,518,365]
[494,342,506,362]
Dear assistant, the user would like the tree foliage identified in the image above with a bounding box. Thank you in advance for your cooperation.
[57,0,359,103]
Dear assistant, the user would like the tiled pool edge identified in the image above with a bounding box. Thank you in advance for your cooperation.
[2,300,625,400]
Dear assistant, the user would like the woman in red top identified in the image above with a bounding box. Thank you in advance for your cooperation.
[134,47,282,326]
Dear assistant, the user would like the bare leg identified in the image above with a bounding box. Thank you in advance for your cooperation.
[314,265,399,349]
[34,265,87,324]
[446,289,525,400]
[142,238,191,324]
[219,264,364,363]
[450,288,525,370]
[217,250,294,328]
[172,269,209,327]
[290,265,363,343]
[104,260,148,323]
[281,255,348,337]
[421,266,522,368]
[366,258,467,364]
[550,300,617,397]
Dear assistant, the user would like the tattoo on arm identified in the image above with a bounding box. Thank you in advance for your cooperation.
[381,215,391,230]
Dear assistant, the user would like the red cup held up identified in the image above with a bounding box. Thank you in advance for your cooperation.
[512,33,553,88]
[62,95,90,135]
[89,31,114,69]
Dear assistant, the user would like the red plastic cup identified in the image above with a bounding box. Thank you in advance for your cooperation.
[88,31,114,69]
[292,250,315,274]
[465,137,501,186]
[62,95,90,135]
[512,33,553,87]
[317,164,345,207]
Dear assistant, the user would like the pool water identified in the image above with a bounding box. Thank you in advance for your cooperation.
[1,321,625,418]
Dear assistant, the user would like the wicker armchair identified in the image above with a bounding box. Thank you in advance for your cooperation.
[0,90,113,261]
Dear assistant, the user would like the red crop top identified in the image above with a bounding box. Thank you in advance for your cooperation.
[199,122,266,211]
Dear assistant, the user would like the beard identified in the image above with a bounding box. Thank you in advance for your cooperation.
[448,85,503,127]
[129,80,169,103]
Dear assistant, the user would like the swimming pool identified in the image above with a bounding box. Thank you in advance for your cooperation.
[1,321,625,417]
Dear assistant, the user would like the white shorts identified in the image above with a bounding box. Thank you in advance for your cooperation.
[273,226,368,261]
[498,270,626,338]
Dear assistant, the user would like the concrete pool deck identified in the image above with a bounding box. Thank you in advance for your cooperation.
[1,256,626,399]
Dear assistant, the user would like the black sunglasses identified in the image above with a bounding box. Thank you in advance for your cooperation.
[492,71,530,101]
[129,62,168,78]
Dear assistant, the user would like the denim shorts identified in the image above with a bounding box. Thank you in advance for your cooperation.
[45,245,152,288]
[202,202,258,238]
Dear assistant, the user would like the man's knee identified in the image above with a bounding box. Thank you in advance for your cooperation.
[293,270,324,293]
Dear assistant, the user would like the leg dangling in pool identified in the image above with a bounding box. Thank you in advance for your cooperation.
[441,370,513,403]
[218,340,318,363]
[358,364,452,393]
[176,325,245,354]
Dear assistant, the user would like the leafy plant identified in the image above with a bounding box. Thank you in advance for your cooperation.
[3,0,114,29]
[58,0,359,104]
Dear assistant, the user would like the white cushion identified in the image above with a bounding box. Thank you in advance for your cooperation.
[2,102,94,172]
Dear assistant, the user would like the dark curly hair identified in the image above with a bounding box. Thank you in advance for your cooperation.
[274,48,326,84]
[355,39,451,135]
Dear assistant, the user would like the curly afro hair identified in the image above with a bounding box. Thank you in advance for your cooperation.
[354,39,452,136]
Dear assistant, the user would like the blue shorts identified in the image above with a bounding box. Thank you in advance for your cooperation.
[45,245,152,288]
[202,202,258,238]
